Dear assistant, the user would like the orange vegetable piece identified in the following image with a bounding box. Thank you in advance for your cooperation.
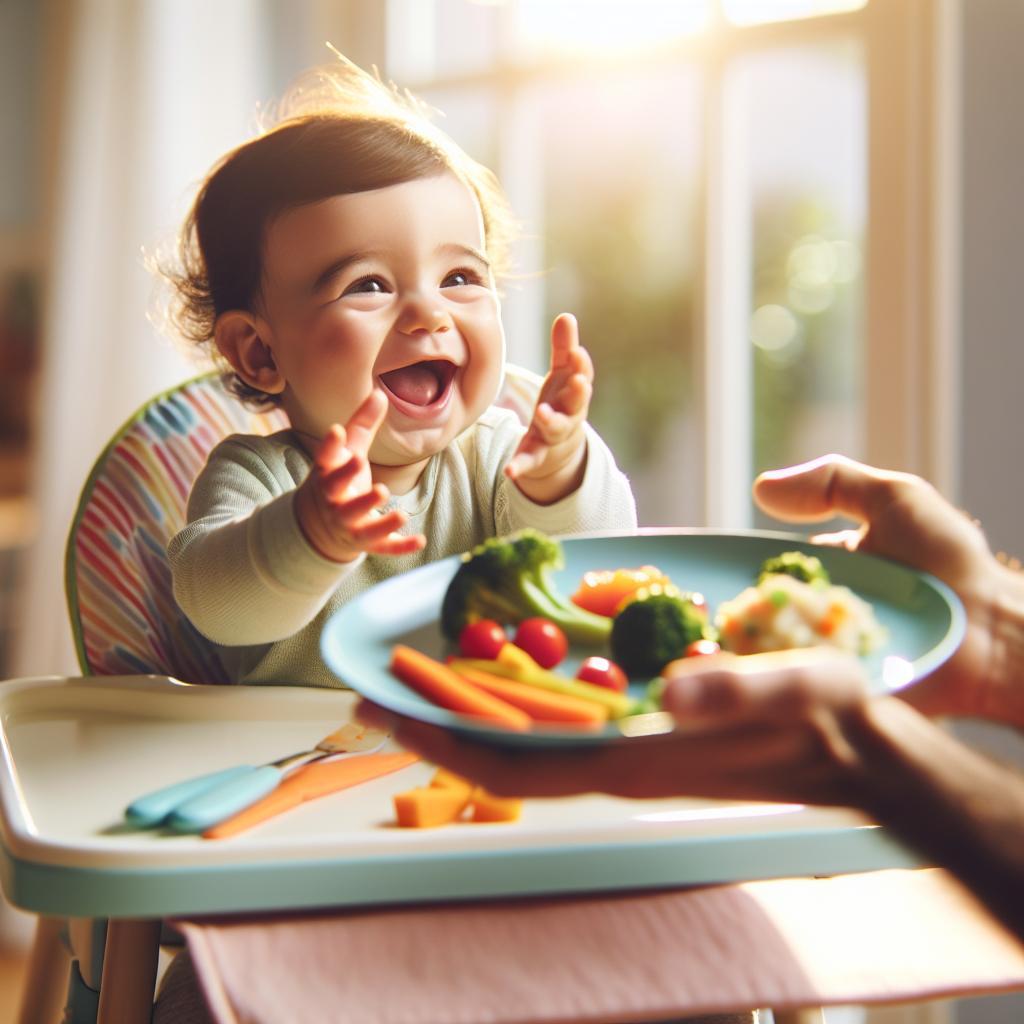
[395,769,523,828]
[571,565,670,617]
[817,602,848,637]
[451,664,608,727]
[394,786,470,828]
[469,786,523,823]
[429,767,474,799]
[390,645,532,732]
[204,752,419,839]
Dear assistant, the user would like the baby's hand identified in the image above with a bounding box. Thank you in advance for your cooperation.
[505,313,593,505]
[294,391,426,563]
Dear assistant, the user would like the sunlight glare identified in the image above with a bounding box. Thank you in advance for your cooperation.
[517,0,711,56]
[724,0,867,27]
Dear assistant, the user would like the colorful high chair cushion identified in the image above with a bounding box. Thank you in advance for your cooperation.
[64,366,541,682]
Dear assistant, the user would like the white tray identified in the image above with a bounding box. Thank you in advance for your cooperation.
[0,675,918,918]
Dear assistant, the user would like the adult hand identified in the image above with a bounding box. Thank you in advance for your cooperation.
[753,454,1021,725]
[357,647,881,807]
[294,389,426,563]
[504,313,593,505]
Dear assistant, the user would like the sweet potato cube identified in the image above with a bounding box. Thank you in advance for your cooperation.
[468,786,523,823]
[393,786,470,828]
[429,768,474,800]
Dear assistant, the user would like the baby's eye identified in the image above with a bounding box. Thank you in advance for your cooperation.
[442,268,484,288]
[343,276,388,296]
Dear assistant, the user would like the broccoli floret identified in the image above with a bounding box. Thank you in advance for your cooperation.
[440,528,612,646]
[610,585,711,678]
[758,550,830,587]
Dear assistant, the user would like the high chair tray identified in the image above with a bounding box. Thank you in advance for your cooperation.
[0,674,918,918]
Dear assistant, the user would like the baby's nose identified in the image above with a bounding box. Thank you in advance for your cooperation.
[397,294,451,335]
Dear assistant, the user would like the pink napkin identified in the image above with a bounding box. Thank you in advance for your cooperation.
[177,869,1024,1024]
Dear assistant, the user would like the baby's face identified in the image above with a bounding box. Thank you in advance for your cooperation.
[256,173,505,486]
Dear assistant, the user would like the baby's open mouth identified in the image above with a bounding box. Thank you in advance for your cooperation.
[378,360,457,407]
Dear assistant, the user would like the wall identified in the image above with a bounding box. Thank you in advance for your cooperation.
[954,5,1024,1021]
[960,0,1024,557]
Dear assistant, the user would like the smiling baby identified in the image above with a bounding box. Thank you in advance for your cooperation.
[163,56,637,687]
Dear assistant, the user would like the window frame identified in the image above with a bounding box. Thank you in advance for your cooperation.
[350,0,959,522]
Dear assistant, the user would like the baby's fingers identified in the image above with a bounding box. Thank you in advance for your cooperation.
[370,531,428,557]
[548,313,580,371]
[346,508,425,555]
[550,370,592,418]
[315,424,349,474]
[504,447,543,480]
[319,452,367,502]
[531,401,576,440]
[344,389,389,459]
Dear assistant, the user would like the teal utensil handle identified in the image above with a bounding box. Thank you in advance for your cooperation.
[166,765,284,833]
[125,765,255,828]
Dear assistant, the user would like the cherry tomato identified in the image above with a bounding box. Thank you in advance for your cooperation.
[685,639,721,658]
[575,655,629,693]
[512,618,568,669]
[458,619,507,660]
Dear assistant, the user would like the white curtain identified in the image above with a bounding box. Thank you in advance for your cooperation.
[12,0,271,679]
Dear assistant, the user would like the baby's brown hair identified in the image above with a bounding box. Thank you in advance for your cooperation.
[160,55,514,408]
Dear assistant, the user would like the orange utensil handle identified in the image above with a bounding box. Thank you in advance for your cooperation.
[203,751,418,839]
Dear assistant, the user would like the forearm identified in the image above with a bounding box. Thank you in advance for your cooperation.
[981,561,1024,728]
[169,493,355,645]
[850,696,1024,941]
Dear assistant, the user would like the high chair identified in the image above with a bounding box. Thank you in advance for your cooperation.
[19,366,541,1023]
[22,365,831,1024]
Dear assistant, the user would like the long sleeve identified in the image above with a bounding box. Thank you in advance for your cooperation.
[496,421,638,538]
[168,433,362,646]
[167,411,638,688]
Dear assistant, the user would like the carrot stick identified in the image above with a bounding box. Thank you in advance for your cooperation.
[450,664,608,727]
[203,752,418,839]
[390,645,532,731]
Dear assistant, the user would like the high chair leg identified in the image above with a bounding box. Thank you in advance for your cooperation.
[18,915,69,1024]
[96,918,161,1024]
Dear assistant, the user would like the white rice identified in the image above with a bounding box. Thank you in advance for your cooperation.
[715,573,886,657]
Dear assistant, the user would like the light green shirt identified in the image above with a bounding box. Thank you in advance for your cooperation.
[168,405,637,686]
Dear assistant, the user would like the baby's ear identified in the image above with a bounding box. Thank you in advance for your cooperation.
[214,311,286,395]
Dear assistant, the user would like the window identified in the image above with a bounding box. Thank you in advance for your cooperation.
[380,0,948,528]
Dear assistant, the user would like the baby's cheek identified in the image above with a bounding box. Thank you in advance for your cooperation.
[460,356,503,417]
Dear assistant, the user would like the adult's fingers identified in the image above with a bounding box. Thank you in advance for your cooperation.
[753,454,917,525]
[661,647,868,726]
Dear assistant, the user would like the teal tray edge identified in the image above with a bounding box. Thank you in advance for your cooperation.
[0,825,922,919]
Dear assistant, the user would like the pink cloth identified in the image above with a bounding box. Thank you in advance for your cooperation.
[177,869,1024,1024]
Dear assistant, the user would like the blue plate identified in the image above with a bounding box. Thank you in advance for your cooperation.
[320,529,965,748]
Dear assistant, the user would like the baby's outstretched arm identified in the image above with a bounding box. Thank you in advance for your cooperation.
[505,313,593,505]
[294,390,426,562]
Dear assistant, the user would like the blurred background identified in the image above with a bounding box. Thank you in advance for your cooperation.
[1,1,1022,1022]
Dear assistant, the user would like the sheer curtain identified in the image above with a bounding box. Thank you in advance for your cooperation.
[12,0,271,680]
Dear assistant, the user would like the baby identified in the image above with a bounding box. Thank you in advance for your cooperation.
[164,57,637,687]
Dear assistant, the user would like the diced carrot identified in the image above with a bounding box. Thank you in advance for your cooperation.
[394,770,522,828]
[449,664,608,727]
[818,602,848,637]
[393,786,470,828]
[469,786,523,823]
[429,767,474,799]
[390,645,532,731]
